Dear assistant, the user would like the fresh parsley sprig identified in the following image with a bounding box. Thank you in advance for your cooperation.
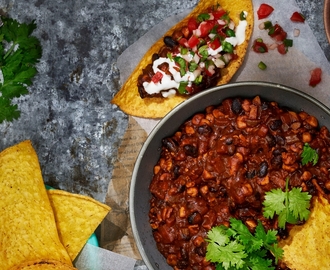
[263,177,312,229]
[205,218,283,270]
[0,16,42,123]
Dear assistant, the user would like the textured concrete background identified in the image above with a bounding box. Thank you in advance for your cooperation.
[0,0,328,203]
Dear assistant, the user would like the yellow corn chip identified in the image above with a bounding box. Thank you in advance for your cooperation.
[279,194,330,269]
[111,0,253,118]
[9,259,77,270]
[47,189,111,261]
[0,140,72,270]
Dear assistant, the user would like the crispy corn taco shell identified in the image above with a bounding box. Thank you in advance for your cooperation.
[0,140,72,270]
[9,260,77,270]
[111,0,253,118]
[47,189,111,261]
[279,194,330,269]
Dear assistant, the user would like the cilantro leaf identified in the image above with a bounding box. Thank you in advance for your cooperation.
[289,187,311,221]
[0,16,42,124]
[263,177,311,229]
[0,96,20,122]
[206,218,283,269]
[301,143,319,165]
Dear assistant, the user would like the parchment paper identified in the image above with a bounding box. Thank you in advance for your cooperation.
[98,0,330,268]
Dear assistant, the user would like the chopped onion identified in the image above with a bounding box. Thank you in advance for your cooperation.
[213,58,226,68]
[223,53,232,63]
[207,65,216,75]
[208,13,214,20]
[259,22,265,30]
[193,53,200,63]
[209,33,216,39]
[193,28,201,37]
[193,68,202,78]
[217,19,226,25]
[228,21,235,30]
[268,43,278,50]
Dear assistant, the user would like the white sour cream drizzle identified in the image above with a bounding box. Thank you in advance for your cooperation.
[143,11,248,97]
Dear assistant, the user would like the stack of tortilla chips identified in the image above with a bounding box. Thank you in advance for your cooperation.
[0,140,111,270]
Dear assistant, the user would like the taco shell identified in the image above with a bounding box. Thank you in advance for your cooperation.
[47,189,111,261]
[111,0,253,118]
[0,140,73,270]
[279,194,330,269]
[9,260,77,270]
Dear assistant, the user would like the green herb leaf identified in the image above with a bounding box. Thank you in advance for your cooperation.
[263,177,312,229]
[206,218,283,269]
[301,143,319,165]
[177,81,188,94]
[197,13,211,22]
[0,16,42,123]
[173,56,187,77]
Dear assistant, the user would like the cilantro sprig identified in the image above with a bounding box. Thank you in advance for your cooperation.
[263,177,312,229]
[206,218,283,269]
[0,16,42,123]
[301,143,319,165]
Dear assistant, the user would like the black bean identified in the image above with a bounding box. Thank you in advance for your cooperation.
[261,102,269,110]
[197,125,212,135]
[231,98,242,114]
[225,137,233,145]
[271,154,282,168]
[162,138,178,153]
[265,134,276,148]
[246,170,256,179]
[194,245,206,257]
[173,165,180,178]
[152,53,159,62]
[163,36,178,48]
[278,228,289,239]
[258,161,268,177]
[188,212,202,225]
[269,119,282,130]
[184,144,198,157]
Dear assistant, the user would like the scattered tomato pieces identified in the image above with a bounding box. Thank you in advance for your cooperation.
[257,3,274,20]
[290,11,305,23]
[151,71,163,83]
[252,38,268,53]
[309,68,322,87]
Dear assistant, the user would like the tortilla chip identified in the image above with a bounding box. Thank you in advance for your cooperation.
[0,140,72,270]
[9,260,77,270]
[47,189,111,261]
[279,194,330,269]
[111,0,253,118]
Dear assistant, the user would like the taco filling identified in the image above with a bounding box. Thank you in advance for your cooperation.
[138,6,248,98]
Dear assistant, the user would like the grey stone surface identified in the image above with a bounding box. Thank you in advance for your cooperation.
[0,0,328,205]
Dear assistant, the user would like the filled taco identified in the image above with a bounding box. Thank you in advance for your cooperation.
[111,0,253,118]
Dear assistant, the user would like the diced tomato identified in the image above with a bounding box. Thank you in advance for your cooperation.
[178,37,188,46]
[268,24,287,42]
[252,39,268,53]
[151,71,163,83]
[188,18,199,32]
[277,43,287,55]
[290,11,305,23]
[309,68,322,87]
[257,3,274,20]
[212,9,226,20]
[209,38,221,50]
[187,35,200,48]
[199,21,215,37]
